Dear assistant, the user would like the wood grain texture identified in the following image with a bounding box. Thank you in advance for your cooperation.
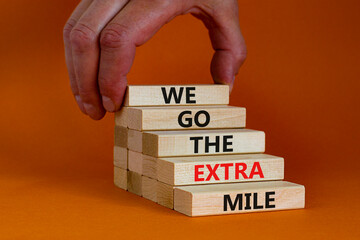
[142,176,157,202]
[126,106,245,131]
[114,167,127,190]
[174,181,305,217]
[142,154,157,179]
[127,171,142,196]
[157,154,284,185]
[128,129,142,152]
[113,146,127,169]
[143,129,265,157]
[128,150,143,174]
[114,126,127,147]
[157,181,175,209]
[114,107,128,127]
[124,85,229,106]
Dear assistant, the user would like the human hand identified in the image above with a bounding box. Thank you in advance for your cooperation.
[63,0,247,120]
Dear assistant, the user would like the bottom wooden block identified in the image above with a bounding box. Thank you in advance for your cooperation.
[142,176,157,202]
[114,167,127,190]
[174,181,305,216]
[157,181,175,209]
[128,171,142,196]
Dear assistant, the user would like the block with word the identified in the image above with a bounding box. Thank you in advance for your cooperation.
[142,129,265,157]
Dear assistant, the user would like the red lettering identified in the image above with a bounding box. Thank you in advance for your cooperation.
[249,162,264,178]
[195,165,204,181]
[220,163,233,180]
[235,163,248,179]
[206,164,220,181]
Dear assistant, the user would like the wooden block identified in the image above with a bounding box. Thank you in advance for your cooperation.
[114,107,128,127]
[127,171,142,196]
[128,150,143,174]
[174,181,305,217]
[142,176,157,202]
[157,181,175,209]
[157,154,284,185]
[114,126,127,147]
[124,85,229,106]
[142,154,157,179]
[127,129,142,152]
[113,146,128,169]
[125,106,245,131]
[114,167,127,190]
[143,129,265,157]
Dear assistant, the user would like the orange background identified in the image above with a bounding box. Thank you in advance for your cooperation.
[1,0,359,239]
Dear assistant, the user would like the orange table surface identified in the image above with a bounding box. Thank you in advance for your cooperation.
[0,0,359,239]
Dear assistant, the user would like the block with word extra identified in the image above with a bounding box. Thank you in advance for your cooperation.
[174,181,305,216]
[124,85,229,106]
[142,129,265,157]
[112,84,305,217]
[143,153,284,185]
[116,106,246,130]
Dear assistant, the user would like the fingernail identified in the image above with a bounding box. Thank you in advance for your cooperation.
[83,103,97,117]
[102,96,116,112]
[75,95,87,114]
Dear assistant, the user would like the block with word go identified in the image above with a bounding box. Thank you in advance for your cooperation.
[143,129,265,157]
[122,106,245,131]
[174,181,305,216]
[124,85,229,106]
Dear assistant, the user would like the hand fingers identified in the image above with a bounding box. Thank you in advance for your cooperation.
[63,0,93,114]
[192,0,247,92]
[69,0,129,120]
[98,0,186,112]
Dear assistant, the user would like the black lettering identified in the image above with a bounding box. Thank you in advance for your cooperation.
[189,136,203,154]
[161,87,184,104]
[223,135,233,152]
[205,136,220,153]
[194,110,210,127]
[186,87,196,104]
[178,111,192,128]
[244,193,252,210]
[224,194,242,211]
[265,191,276,208]
[253,193,264,209]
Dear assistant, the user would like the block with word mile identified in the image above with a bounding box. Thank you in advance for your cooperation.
[143,129,265,157]
[124,85,229,106]
[174,181,305,216]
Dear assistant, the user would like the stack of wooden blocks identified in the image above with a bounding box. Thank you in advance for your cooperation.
[113,85,305,216]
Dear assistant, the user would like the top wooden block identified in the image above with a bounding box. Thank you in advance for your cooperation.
[123,85,229,106]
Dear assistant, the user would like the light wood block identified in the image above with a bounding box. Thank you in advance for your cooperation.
[174,181,305,217]
[126,106,245,131]
[114,167,127,190]
[114,126,127,147]
[142,176,157,202]
[128,129,142,152]
[157,154,284,185]
[124,85,229,106]
[142,154,157,179]
[157,181,175,209]
[127,171,142,196]
[128,150,143,174]
[113,146,127,169]
[143,129,265,157]
[114,107,127,127]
